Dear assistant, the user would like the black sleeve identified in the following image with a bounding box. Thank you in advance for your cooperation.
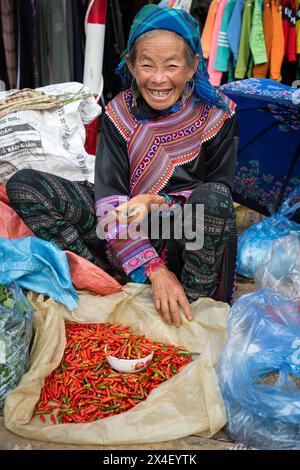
[203,114,239,192]
[94,113,130,202]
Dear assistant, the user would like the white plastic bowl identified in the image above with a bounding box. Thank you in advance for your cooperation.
[106,351,154,373]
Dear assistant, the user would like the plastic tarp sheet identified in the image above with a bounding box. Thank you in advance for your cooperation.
[4,284,230,445]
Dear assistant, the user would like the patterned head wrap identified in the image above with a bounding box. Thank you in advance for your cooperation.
[116,4,229,111]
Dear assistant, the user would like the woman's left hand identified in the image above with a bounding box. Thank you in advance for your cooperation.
[149,266,193,327]
[115,194,166,224]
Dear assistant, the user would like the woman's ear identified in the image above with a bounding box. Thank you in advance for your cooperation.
[125,54,134,76]
[192,53,200,75]
[187,53,199,81]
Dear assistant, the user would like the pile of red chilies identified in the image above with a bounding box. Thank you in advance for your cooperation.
[33,322,192,424]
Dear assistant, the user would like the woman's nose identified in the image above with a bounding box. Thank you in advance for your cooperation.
[151,67,167,84]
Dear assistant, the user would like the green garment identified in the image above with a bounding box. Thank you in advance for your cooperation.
[235,0,255,79]
[215,0,237,72]
[250,0,267,65]
[247,56,254,77]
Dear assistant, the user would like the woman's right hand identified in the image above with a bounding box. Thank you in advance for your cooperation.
[115,194,166,225]
[149,267,193,327]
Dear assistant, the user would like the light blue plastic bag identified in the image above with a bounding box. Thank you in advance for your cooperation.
[219,289,300,450]
[237,189,300,278]
[255,234,300,299]
[0,237,78,309]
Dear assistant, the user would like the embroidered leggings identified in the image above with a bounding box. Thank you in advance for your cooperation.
[7,169,236,302]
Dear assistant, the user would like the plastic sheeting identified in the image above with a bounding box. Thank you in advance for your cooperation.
[4,284,230,445]
[219,289,300,450]
[255,234,300,300]
[0,283,34,407]
[237,189,300,278]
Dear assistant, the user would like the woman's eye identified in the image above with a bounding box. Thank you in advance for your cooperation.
[168,65,178,69]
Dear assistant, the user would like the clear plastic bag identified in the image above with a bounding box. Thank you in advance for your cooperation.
[255,234,300,300]
[219,289,300,450]
[0,282,34,407]
[237,189,300,278]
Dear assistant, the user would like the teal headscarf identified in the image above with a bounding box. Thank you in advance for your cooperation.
[116,4,229,112]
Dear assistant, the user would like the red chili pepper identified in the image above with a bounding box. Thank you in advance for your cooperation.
[34,322,192,424]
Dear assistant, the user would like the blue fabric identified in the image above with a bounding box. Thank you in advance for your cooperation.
[116,4,230,112]
[130,265,147,283]
[0,237,78,309]
[227,0,245,64]
[220,78,300,216]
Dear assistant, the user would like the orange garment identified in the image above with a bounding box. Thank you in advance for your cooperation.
[270,0,285,81]
[201,0,219,59]
[252,0,273,77]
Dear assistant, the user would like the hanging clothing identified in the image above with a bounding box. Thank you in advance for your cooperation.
[200,0,220,59]
[227,0,245,64]
[296,0,300,54]
[282,0,297,62]
[15,0,35,89]
[0,0,16,89]
[71,0,87,84]
[190,0,212,35]
[252,0,273,77]
[250,0,267,65]
[94,89,237,277]
[207,0,228,86]
[103,0,125,102]
[36,0,71,86]
[270,0,285,80]
[0,3,8,87]
[215,0,236,72]
[66,0,74,82]
[235,0,255,79]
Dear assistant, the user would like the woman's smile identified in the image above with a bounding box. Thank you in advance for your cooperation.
[147,88,174,103]
[126,31,197,111]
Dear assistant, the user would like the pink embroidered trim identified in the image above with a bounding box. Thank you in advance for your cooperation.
[145,257,166,278]
[122,248,158,275]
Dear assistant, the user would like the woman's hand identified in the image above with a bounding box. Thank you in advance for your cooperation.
[149,267,193,327]
[115,194,166,224]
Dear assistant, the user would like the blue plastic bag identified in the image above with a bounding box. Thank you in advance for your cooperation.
[219,289,300,450]
[237,189,300,278]
[0,282,34,407]
[0,237,78,309]
[255,234,300,299]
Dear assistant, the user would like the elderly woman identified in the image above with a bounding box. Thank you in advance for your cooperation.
[7,5,238,327]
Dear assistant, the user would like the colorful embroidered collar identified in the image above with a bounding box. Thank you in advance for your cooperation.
[106,89,236,196]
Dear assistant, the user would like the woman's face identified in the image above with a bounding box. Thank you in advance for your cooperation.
[126,31,199,111]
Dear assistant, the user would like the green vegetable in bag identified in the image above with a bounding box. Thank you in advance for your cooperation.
[0,283,34,408]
